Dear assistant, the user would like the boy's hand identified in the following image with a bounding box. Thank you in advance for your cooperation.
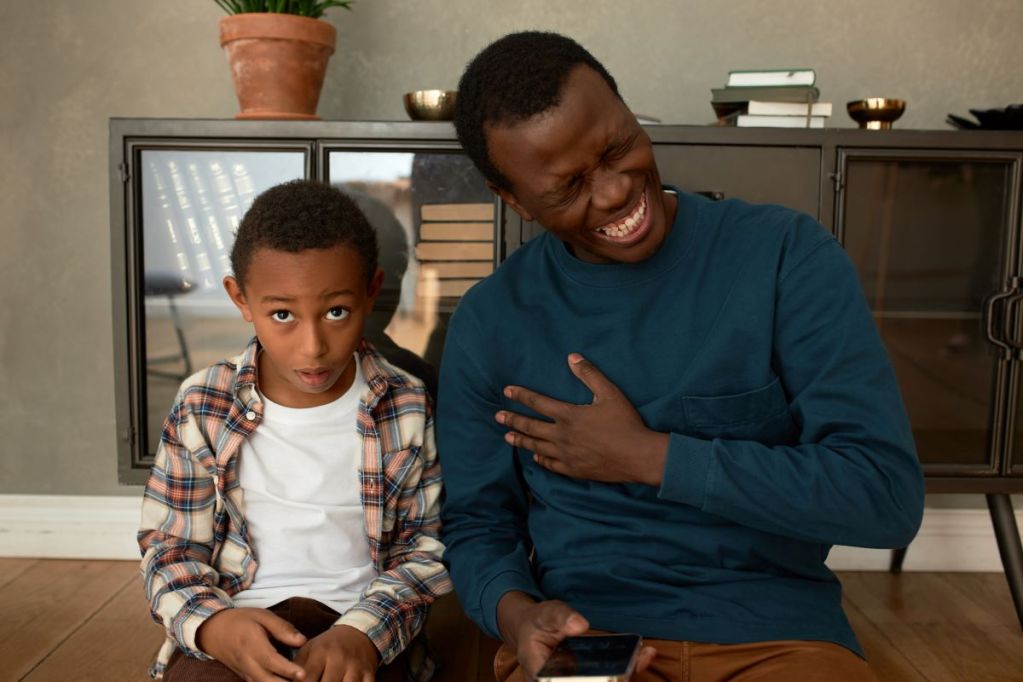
[196,607,308,681]
[294,624,379,682]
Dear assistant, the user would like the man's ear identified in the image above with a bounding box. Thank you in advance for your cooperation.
[487,181,534,223]
[223,276,254,323]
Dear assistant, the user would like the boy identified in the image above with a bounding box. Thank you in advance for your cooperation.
[139,179,450,681]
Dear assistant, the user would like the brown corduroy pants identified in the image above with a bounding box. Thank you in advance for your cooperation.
[494,633,878,682]
[163,597,408,682]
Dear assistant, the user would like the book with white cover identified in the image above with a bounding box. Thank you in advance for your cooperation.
[736,114,826,128]
[727,68,816,88]
[746,100,833,116]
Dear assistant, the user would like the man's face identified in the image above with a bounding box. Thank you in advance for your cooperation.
[225,244,382,408]
[486,64,677,264]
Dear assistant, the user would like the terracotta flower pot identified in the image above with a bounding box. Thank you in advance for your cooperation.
[219,13,336,120]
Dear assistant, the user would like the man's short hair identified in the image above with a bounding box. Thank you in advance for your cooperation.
[230,179,378,289]
[454,31,620,190]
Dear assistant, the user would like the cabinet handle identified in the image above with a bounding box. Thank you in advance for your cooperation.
[1002,291,1023,351]
[985,288,1016,352]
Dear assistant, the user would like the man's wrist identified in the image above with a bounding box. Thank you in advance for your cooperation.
[496,591,538,646]
[635,429,669,486]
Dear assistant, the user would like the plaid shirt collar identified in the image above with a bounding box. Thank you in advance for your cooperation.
[232,336,402,409]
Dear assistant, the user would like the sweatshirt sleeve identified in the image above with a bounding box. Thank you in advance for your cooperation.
[437,316,545,640]
[658,229,925,550]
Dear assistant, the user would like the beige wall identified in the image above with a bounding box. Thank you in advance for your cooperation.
[1,0,1022,496]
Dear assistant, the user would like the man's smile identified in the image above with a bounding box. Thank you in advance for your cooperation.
[593,186,650,245]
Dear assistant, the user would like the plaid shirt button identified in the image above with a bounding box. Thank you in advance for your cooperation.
[245,410,256,421]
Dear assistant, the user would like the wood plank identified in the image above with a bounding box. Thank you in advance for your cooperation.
[419,262,493,279]
[842,595,928,681]
[0,559,137,681]
[420,222,494,241]
[23,572,163,682]
[945,572,1023,631]
[421,203,493,222]
[839,571,1023,681]
[415,242,492,261]
[0,557,37,589]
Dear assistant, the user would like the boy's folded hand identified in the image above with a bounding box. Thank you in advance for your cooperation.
[196,607,308,681]
[294,623,378,682]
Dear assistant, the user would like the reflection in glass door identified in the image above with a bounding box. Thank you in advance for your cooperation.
[839,152,1015,472]
[327,151,494,398]
[139,148,307,455]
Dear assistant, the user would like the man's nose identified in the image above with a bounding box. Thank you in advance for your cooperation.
[590,169,630,213]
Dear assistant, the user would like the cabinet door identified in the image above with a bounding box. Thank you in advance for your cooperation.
[654,144,822,217]
[836,149,1020,476]
[325,149,493,399]
[517,143,822,244]
[133,146,309,476]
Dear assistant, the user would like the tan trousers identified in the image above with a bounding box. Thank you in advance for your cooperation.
[494,634,878,682]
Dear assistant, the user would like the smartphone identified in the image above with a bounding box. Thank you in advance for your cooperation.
[535,633,643,682]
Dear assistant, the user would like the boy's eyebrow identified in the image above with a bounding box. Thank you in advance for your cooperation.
[260,290,356,304]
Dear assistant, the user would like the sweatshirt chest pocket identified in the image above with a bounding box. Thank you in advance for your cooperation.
[681,377,797,445]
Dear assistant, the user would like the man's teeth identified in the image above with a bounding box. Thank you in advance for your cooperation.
[597,194,646,237]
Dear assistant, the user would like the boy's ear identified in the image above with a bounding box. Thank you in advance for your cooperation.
[487,181,535,223]
[223,276,254,323]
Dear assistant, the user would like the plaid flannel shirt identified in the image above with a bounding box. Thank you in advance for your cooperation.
[138,337,450,679]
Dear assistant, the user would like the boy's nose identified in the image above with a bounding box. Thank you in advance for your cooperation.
[301,323,328,357]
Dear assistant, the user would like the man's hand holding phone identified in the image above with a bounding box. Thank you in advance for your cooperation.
[496,592,656,680]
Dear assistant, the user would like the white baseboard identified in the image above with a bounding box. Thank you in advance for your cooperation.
[0,495,1019,571]
[826,507,1021,572]
[0,495,142,560]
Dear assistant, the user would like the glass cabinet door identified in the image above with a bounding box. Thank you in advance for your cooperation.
[326,149,494,398]
[837,150,1019,474]
[137,147,308,460]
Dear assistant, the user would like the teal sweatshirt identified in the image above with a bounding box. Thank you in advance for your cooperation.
[437,189,924,654]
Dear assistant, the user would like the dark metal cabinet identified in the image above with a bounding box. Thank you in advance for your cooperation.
[110,120,1023,489]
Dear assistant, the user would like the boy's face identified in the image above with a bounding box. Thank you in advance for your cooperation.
[485,64,677,265]
[224,245,383,408]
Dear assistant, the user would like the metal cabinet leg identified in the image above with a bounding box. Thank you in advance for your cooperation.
[987,493,1023,631]
[889,547,908,574]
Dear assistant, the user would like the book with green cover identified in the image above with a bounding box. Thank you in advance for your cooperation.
[710,85,820,103]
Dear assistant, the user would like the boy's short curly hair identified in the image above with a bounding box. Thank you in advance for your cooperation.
[230,180,378,289]
[454,31,620,190]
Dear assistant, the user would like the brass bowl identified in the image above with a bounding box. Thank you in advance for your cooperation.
[403,90,457,121]
[847,98,906,130]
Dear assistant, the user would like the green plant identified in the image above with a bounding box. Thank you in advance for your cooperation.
[214,0,354,18]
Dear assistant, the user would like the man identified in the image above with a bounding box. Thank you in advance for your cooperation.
[437,31,924,681]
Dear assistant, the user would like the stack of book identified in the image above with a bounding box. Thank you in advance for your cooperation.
[711,68,831,128]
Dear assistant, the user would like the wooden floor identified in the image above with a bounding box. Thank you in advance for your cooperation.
[2,559,1022,682]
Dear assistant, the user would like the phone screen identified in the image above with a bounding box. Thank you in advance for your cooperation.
[536,633,642,679]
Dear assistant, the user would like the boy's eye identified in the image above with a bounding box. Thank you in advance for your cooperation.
[326,307,350,321]
[271,310,294,322]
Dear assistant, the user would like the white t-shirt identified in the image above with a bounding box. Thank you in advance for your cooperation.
[232,357,376,614]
